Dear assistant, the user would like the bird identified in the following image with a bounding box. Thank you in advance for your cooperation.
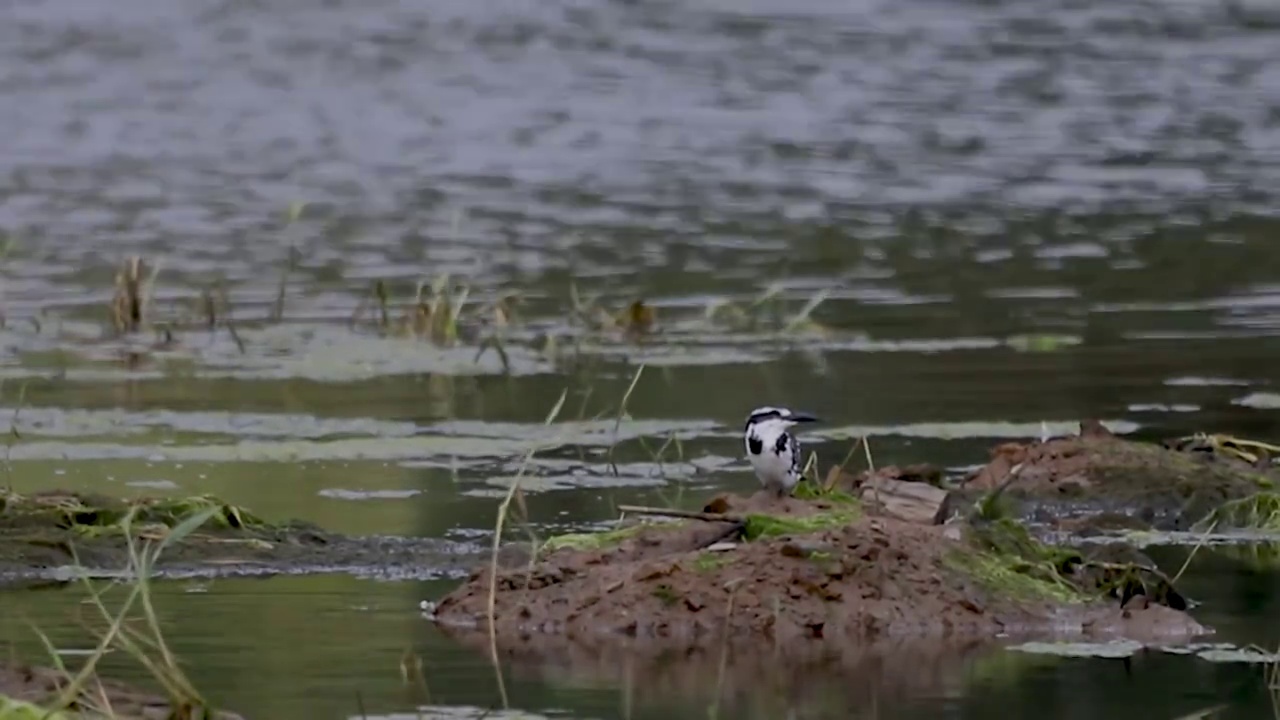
[743,406,821,497]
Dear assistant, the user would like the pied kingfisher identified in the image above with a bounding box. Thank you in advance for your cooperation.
[743,406,820,497]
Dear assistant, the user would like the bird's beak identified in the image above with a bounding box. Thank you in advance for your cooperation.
[788,412,820,423]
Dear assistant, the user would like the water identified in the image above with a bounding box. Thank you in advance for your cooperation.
[2,0,1280,716]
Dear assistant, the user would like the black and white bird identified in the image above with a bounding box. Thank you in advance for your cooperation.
[743,406,821,497]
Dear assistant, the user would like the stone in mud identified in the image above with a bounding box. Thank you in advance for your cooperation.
[957,421,1280,532]
[429,490,1207,656]
[0,489,474,586]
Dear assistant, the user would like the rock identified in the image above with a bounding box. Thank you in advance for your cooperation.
[858,478,950,525]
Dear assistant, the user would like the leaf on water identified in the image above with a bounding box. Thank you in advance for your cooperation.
[1194,647,1280,664]
[1008,640,1144,658]
[1233,392,1280,410]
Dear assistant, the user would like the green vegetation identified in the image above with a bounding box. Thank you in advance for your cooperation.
[742,508,859,542]
[0,696,74,720]
[540,524,646,553]
[1194,492,1280,532]
[693,553,730,572]
[1,506,237,719]
[0,490,265,538]
[652,584,680,607]
[945,519,1086,604]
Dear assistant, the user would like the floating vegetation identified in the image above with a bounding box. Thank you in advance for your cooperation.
[1008,639,1145,658]
[0,490,264,538]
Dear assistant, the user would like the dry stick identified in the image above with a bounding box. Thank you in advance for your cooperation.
[825,436,865,491]
[616,505,746,525]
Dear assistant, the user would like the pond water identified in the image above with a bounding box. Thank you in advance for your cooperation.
[3,0,1280,717]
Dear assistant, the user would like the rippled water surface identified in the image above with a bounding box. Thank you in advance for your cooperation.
[3,0,1280,716]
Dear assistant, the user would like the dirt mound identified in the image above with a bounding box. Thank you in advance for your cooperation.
[430,491,1207,652]
[955,422,1279,532]
[0,662,243,720]
[0,489,476,586]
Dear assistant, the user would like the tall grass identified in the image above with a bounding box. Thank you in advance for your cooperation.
[4,505,232,720]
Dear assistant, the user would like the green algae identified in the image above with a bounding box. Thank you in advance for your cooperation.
[742,508,859,541]
[540,524,646,553]
[0,490,266,539]
[693,552,730,572]
[944,519,1087,604]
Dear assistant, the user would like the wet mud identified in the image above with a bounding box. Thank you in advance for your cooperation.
[0,490,477,587]
[0,662,243,720]
[429,490,1207,656]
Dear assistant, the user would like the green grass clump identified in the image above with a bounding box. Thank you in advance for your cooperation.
[945,518,1086,605]
[945,549,1084,604]
[742,508,859,541]
[1194,493,1280,532]
[792,482,859,504]
[2,491,264,535]
[540,524,645,553]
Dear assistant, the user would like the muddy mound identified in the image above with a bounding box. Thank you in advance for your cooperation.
[430,491,1207,652]
[0,662,242,720]
[0,490,475,586]
[953,423,1280,532]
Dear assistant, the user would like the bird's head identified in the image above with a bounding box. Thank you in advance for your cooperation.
[743,406,820,436]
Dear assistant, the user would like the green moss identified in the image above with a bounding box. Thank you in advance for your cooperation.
[945,549,1084,604]
[652,583,679,606]
[945,519,1087,604]
[693,552,730,572]
[742,508,858,541]
[0,491,265,535]
[792,482,860,504]
[540,524,645,553]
